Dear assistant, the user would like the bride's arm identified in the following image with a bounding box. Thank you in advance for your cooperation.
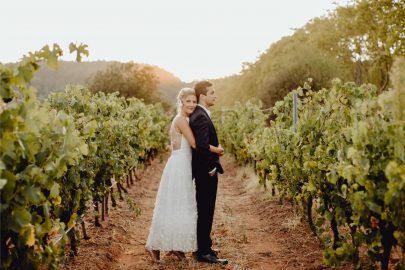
[176,117,224,154]
[176,117,196,149]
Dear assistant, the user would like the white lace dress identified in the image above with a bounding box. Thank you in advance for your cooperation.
[145,117,198,252]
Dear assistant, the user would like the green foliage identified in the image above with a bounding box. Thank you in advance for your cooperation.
[255,39,344,108]
[68,43,89,62]
[0,45,169,269]
[334,0,405,89]
[214,73,404,269]
[213,100,268,166]
[215,0,405,108]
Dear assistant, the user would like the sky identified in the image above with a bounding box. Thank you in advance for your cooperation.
[1,0,349,82]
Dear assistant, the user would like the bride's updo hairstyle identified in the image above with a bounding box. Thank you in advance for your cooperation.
[176,87,196,113]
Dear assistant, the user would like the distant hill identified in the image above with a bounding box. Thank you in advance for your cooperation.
[28,61,186,103]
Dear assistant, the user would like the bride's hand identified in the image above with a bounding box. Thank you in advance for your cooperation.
[217,145,224,156]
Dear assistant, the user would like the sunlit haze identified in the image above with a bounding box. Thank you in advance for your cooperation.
[1,0,349,82]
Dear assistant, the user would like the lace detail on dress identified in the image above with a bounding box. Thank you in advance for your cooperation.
[170,115,190,152]
[170,120,182,151]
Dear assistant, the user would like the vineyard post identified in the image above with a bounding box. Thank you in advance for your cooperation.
[293,92,298,133]
[101,196,105,221]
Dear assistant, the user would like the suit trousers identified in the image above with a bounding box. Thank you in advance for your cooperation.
[195,172,218,255]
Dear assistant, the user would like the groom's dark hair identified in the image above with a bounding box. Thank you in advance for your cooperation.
[194,80,213,103]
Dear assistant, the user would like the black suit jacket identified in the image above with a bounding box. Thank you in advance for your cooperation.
[189,106,224,177]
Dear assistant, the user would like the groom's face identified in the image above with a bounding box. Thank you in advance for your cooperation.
[204,86,217,107]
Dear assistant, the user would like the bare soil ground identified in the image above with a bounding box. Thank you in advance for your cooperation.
[62,153,352,270]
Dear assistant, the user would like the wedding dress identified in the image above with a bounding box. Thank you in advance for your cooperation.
[145,116,198,252]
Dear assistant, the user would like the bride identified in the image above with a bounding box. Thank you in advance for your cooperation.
[145,88,224,263]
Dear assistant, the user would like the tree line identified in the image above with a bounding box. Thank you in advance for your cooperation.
[214,0,405,108]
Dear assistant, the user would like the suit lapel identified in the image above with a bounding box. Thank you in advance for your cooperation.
[197,106,213,125]
[196,106,219,140]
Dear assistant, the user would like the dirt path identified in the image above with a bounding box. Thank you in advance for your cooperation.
[63,153,349,270]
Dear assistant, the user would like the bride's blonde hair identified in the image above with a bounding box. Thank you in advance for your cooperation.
[176,87,196,113]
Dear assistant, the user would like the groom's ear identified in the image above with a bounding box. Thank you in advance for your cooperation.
[198,93,205,102]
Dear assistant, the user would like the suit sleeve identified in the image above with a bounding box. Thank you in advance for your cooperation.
[190,114,216,173]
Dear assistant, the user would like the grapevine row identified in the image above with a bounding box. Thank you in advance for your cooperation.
[0,45,169,269]
[214,62,404,269]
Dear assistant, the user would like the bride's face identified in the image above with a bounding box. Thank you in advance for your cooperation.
[181,95,197,116]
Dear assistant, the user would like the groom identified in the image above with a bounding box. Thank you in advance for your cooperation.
[189,80,228,265]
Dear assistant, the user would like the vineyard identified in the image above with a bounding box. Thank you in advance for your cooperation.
[0,45,169,269]
[1,44,404,270]
[213,59,405,269]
